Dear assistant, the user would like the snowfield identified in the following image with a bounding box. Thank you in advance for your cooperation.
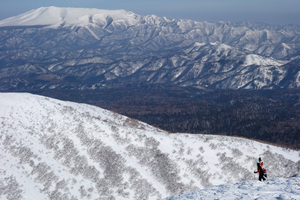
[0,93,299,200]
[163,175,300,200]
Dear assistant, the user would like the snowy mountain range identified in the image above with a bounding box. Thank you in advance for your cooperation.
[0,93,299,199]
[0,7,300,90]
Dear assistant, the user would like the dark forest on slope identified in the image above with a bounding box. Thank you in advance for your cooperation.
[13,84,300,149]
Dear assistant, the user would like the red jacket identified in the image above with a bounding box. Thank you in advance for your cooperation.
[255,162,266,174]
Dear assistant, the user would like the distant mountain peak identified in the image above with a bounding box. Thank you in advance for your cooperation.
[0,6,139,27]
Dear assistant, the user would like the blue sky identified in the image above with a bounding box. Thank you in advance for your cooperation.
[0,0,299,25]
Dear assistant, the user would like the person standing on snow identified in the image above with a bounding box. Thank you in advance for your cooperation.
[254,157,266,181]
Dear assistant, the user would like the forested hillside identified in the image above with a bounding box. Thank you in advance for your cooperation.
[26,85,300,149]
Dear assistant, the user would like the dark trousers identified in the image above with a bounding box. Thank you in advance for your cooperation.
[259,173,266,181]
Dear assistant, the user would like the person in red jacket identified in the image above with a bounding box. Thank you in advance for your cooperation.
[254,157,266,181]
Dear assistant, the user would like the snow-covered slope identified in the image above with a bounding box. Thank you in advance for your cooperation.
[0,6,139,27]
[243,54,287,67]
[0,93,299,199]
[163,175,300,200]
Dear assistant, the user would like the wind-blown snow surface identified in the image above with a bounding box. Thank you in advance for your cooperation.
[0,93,299,200]
[163,175,300,200]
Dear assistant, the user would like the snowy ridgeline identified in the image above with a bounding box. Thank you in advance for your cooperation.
[1,7,300,90]
[0,93,299,200]
[163,175,300,200]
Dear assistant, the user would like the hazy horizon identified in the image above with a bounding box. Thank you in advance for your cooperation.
[0,0,299,25]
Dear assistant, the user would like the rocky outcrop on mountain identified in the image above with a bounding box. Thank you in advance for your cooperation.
[0,7,300,90]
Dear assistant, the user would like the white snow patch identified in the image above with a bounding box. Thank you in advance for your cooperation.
[163,175,300,200]
[193,42,206,47]
[85,26,100,40]
[216,43,232,51]
[282,42,291,50]
[243,54,287,67]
